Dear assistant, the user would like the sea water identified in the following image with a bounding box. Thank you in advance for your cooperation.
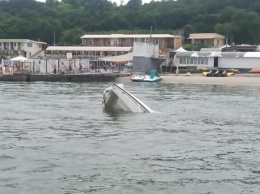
[0,81,260,194]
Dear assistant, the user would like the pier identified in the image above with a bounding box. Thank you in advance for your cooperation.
[0,73,118,82]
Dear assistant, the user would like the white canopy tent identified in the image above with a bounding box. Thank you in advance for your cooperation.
[10,55,28,62]
[191,52,199,57]
[98,52,133,62]
[174,47,188,52]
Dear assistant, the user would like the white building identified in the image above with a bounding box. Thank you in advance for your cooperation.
[0,39,47,59]
[175,51,260,71]
[46,46,132,59]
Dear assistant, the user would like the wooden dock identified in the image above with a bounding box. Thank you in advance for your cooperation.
[0,73,118,82]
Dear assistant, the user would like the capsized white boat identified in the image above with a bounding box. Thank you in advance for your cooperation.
[102,84,154,113]
[130,70,163,82]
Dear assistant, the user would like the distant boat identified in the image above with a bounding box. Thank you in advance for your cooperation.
[130,70,163,82]
[102,84,154,113]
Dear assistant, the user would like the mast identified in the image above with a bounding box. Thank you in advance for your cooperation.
[54,31,56,46]
[150,26,152,44]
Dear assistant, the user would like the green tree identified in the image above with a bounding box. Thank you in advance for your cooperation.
[59,28,86,45]
[127,0,142,7]
[215,8,260,44]
[183,24,195,43]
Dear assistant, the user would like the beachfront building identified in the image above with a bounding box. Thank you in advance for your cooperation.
[80,34,183,56]
[188,33,226,47]
[0,39,47,59]
[174,51,260,71]
[45,46,132,59]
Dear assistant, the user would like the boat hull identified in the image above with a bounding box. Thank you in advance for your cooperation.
[103,84,153,113]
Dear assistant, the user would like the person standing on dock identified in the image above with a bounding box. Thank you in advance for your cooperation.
[79,63,83,74]
[90,62,93,72]
[69,63,72,74]
[53,64,57,74]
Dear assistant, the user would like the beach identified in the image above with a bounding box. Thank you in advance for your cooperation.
[117,73,260,86]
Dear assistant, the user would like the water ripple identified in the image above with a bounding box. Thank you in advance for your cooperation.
[0,82,260,193]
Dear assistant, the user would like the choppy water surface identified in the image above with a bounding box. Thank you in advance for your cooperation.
[0,81,260,194]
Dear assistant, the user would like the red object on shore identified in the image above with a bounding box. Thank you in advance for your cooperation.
[249,68,260,73]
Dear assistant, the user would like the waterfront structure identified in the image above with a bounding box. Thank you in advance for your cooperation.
[45,46,132,59]
[97,41,166,73]
[188,33,225,47]
[175,51,260,71]
[80,34,183,56]
[0,39,47,58]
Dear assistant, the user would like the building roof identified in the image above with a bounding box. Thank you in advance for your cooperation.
[46,46,132,52]
[98,52,133,62]
[200,48,223,52]
[0,39,47,44]
[243,52,260,57]
[175,51,260,58]
[188,33,225,39]
[81,34,179,39]
[175,51,228,57]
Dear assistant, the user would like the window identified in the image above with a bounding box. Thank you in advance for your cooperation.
[194,58,197,64]
[201,57,204,64]
[183,57,187,64]
[179,57,183,64]
[205,58,208,65]
[190,58,194,64]
[27,42,32,47]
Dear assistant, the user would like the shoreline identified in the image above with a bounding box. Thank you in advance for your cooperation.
[116,73,260,86]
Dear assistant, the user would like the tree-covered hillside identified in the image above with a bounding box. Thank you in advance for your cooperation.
[0,0,259,45]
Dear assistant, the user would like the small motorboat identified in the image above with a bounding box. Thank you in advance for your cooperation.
[102,84,154,113]
[131,70,163,82]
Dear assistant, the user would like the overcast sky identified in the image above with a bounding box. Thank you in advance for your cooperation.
[36,0,161,5]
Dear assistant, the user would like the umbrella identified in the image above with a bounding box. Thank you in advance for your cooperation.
[10,55,28,62]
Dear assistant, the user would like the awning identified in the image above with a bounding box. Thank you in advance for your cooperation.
[98,52,133,62]
[46,46,132,52]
